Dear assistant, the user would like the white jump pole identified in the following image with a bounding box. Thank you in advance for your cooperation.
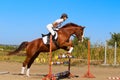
[104,41,107,64]
[0,71,9,74]
[114,42,117,65]
[102,41,109,66]
[112,42,119,66]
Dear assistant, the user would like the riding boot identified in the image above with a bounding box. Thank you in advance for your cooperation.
[52,34,56,42]
[46,37,50,44]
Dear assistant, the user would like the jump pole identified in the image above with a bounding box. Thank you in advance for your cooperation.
[102,41,109,66]
[112,42,119,66]
[42,35,56,80]
[104,41,107,64]
[52,55,75,78]
[82,40,95,78]
[0,71,9,74]
[68,57,75,77]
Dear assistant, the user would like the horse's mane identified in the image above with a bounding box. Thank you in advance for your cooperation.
[61,22,80,28]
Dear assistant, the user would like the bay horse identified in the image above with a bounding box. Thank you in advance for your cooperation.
[8,22,85,76]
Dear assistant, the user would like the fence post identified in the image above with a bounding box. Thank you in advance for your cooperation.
[102,41,109,66]
[112,42,119,66]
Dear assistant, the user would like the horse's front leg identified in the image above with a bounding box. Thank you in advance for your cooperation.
[61,40,74,54]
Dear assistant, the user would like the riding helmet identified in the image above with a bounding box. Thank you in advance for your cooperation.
[60,13,68,18]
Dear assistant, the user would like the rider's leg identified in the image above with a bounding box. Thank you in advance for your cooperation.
[46,24,55,36]
[46,24,56,41]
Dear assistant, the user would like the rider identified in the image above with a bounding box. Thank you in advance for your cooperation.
[46,13,68,40]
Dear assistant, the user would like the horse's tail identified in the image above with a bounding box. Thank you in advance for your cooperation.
[8,41,28,55]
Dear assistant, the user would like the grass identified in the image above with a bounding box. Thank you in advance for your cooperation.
[0,51,25,62]
[1,43,120,66]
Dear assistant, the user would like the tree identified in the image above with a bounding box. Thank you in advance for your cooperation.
[107,32,120,47]
[72,36,90,58]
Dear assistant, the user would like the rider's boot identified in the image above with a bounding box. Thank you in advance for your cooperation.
[52,34,56,42]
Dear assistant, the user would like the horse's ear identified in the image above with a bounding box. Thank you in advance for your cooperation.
[83,26,85,29]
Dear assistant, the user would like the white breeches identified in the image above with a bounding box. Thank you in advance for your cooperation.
[46,24,55,36]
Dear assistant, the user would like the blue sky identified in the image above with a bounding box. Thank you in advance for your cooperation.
[0,0,120,45]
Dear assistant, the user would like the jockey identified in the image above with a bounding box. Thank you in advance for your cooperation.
[46,13,68,40]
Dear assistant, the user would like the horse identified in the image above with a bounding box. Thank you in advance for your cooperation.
[8,22,85,76]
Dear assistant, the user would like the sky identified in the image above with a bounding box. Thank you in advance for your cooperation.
[0,0,120,45]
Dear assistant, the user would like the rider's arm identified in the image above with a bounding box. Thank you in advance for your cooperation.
[52,22,59,28]
[52,19,64,28]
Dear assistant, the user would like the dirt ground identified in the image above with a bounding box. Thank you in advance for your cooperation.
[0,61,120,80]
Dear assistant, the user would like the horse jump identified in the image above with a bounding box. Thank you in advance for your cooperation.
[8,23,85,76]
[53,54,75,78]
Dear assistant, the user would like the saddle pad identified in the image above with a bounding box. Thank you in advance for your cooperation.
[42,32,58,44]
[42,36,48,44]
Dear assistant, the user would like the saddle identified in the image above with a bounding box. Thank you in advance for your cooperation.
[42,32,59,48]
[42,33,51,44]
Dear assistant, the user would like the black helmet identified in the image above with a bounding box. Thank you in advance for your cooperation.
[60,13,68,18]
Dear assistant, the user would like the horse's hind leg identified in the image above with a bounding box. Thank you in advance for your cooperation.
[21,57,31,75]
[26,52,39,76]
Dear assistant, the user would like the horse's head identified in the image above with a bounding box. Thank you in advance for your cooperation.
[60,23,85,42]
[74,25,85,42]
